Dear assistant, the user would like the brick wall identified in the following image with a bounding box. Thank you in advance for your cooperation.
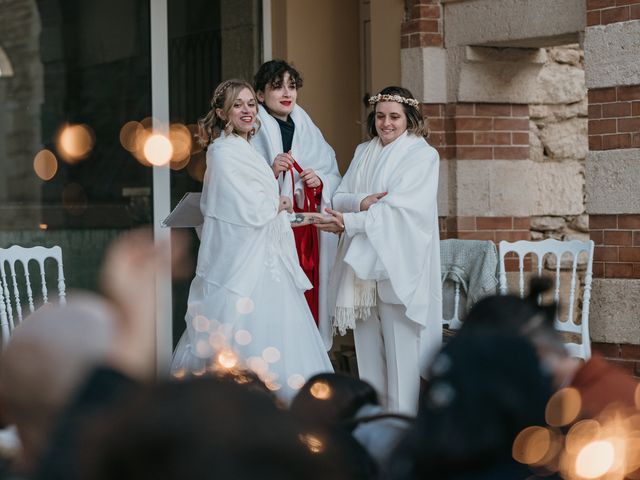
[401,0,443,48]
[593,342,640,377]
[455,104,530,160]
[423,103,530,160]
[590,214,640,278]
[588,85,640,150]
[587,0,640,26]
[422,103,454,159]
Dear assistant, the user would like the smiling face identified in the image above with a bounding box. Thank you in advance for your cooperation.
[218,87,257,139]
[257,71,298,121]
[374,101,408,146]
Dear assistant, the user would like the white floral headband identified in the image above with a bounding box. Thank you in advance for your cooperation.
[368,93,420,109]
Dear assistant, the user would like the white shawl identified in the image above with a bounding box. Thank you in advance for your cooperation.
[252,104,341,350]
[196,134,310,297]
[329,133,443,366]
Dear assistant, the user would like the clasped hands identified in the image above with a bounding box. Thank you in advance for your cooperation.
[271,151,321,188]
[314,191,388,234]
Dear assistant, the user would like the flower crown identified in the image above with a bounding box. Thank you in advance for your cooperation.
[368,93,419,109]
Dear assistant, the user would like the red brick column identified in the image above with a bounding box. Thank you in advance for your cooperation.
[588,85,640,151]
[587,0,640,26]
[401,0,443,48]
[586,0,640,377]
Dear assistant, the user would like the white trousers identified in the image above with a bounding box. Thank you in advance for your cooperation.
[353,298,422,415]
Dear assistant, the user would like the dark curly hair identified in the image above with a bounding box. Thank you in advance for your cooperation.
[253,59,303,94]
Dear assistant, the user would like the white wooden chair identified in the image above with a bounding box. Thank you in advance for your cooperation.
[0,245,66,347]
[497,239,594,359]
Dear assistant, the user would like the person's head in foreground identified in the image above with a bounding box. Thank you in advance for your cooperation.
[0,294,115,472]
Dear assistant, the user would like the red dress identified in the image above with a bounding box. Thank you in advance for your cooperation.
[289,163,322,325]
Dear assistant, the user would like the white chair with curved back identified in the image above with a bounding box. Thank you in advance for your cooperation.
[497,239,595,359]
[0,245,67,348]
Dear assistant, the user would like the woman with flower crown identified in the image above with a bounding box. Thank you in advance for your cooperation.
[171,79,333,401]
[316,86,442,414]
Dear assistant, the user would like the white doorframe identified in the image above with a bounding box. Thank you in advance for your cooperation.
[150,0,173,375]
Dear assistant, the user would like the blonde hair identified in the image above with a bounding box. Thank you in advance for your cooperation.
[197,79,260,147]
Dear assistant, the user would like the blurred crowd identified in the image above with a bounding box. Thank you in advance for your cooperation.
[0,229,638,480]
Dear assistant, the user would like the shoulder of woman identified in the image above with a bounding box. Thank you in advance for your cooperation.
[354,139,372,156]
[406,135,440,161]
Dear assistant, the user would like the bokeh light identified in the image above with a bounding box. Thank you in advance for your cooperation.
[262,347,281,364]
[187,151,206,182]
[287,374,305,390]
[56,123,95,164]
[119,121,143,152]
[299,433,324,454]
[169,123,191,163]
[195,339,213,358]
[566,420,602,454]
[234,329,252,346]
[33,149,58,180]
[192,315,210,333]
[236,297,255,314]
[217,349,239,369]
[546,387,582,427]
[575,440,616,478]
[143,134,173,166]
[247,356,268,375]
[187,123,203,155]
[513,426,552,465]
[310,380,332,400]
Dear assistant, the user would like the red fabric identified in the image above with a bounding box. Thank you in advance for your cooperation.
[290,162,322,325]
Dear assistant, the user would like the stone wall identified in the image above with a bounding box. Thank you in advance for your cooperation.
[529,45,589,243]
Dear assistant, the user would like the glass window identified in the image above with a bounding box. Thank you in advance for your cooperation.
[0,0,262,343]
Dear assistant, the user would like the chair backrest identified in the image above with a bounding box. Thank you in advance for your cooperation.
[0,245,67,347]
[497,239,594,359]
[442,279,465,330]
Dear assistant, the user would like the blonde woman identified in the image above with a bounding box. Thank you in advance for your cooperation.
[318,86,442,414]
[172,79,333,401]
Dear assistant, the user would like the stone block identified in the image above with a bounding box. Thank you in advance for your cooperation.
[456,159,584,216]
[548,45,582,66]
[444,0,585,48]
[534,62,586,105]
[457,49,585,105]
[590,279,640,344]
[531,216,567,231]
[538,117,588,160]
[585,21,640,88]
[569,214,589,232]
[586,149,640,214]
[401,47,447,103]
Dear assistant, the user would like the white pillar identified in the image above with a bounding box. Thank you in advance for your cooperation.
[150,0,172,375]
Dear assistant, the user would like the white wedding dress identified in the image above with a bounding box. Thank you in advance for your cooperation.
[171,133,333,401]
